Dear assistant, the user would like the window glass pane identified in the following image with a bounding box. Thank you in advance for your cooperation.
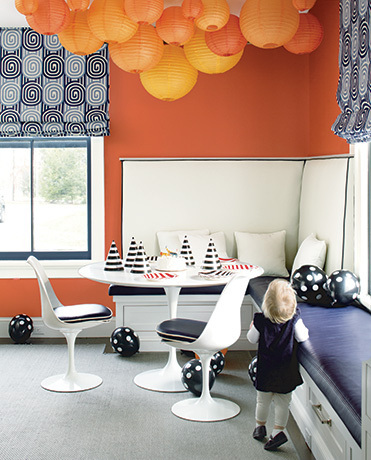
[0,138,91,260]
[33,145,88,252]
[0,147,31,251]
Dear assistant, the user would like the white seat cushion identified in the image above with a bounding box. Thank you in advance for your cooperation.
[235,230,289,277]
[291,233,327,278]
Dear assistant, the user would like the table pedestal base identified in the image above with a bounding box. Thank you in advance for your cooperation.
[134,366,186,392]
[171,397,240,422]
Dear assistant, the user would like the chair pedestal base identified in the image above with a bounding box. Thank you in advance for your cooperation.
[171,397,240,422]
[41,372,102,393]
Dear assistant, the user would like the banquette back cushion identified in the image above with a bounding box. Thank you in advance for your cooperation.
[121,157,353,274]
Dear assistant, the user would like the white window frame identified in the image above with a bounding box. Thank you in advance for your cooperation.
[0,136,105,279]
[353,142,371,310]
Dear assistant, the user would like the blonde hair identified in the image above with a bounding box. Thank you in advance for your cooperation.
[262,279,297,324]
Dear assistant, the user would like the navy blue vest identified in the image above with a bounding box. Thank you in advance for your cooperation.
[253,310,303,394]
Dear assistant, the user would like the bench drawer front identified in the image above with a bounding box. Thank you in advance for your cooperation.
[291,367,362,460]
[307,387,346,460]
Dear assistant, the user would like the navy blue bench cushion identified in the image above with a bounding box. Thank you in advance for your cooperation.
[297,303,371,446]
[247,274,370,447]
[156,318,207,343]
[108,284,225,296]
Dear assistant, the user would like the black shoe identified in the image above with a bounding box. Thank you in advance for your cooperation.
[252,425,267,440]
[264,431,288,450]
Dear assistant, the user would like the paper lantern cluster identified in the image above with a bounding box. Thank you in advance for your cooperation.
[17,0,324,101]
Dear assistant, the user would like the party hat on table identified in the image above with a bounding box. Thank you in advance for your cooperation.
[124,236,138,269]
[104,240,124,271]
[131,241,152,274]
[180,235,195,266]
[201,238,222,271]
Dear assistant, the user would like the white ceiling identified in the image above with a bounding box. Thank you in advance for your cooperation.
[0,0,246,27]
[0,0,27,26]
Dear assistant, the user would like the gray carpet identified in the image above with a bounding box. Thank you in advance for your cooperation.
[0,341,301,460]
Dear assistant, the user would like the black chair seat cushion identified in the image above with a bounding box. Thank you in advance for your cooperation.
[108,284,225,296]
[54,304,112,323]
[156,318,207,343]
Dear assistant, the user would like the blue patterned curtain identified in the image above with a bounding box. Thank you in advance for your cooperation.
[0,27,109,137]
[332,0,371,143]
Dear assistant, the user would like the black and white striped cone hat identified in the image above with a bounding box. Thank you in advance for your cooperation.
[124,236,138,269]
[131,241,152,274]
[104,240,124,271]
[180,235,195,266]
[201,238,222,271]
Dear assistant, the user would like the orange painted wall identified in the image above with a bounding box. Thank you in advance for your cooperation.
[0,0,348,320]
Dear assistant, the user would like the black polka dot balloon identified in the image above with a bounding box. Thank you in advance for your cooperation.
[210,351,225,376]
[291,265,333,306]
[248,355,257,384]
[181,359,216,396]
[327,270,360,306]
[110,327,140,357]
[9,314,33,343]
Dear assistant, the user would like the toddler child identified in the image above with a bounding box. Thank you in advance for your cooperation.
[247,279,309,451]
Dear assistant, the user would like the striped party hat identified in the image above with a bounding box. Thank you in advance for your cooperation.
[124,236,138,269]
[104,240,124,271]
[131,241,152,274]
[180,235,195,266]
[201,238,222,271]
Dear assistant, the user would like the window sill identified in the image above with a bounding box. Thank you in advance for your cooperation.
[0,259,100,279]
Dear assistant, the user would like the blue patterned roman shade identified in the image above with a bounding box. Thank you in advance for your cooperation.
[0,27,109,137]
[332,0,371,143]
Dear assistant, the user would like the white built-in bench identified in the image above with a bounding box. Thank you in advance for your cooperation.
[108,156,371,460]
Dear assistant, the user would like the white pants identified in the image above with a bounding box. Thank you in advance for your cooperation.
[255,390,292,428]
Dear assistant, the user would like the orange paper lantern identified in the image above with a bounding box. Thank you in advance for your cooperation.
[15,0,38,15]
[87,0,138,44]
[58,11,104,55]
[181,0,204,21]
[156,6,194,46]
[240,0,300,49]
[140,45,198,101]
[66,0,90,12]
[26,0,71,35]
[110,24,164,73]
[195,0,230,32]
[184,27,243,74]
[292,0,316,11]
[125,0,164,25]
[205,14,247,56]
[284,12,323,54]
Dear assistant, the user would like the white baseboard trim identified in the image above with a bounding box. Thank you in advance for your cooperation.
[0,316,257,353]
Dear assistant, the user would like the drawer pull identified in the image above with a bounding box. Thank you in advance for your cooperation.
[312,404,332,427]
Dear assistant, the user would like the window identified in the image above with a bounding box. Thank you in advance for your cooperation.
[353,143,371,310]
[0,137,104,278]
